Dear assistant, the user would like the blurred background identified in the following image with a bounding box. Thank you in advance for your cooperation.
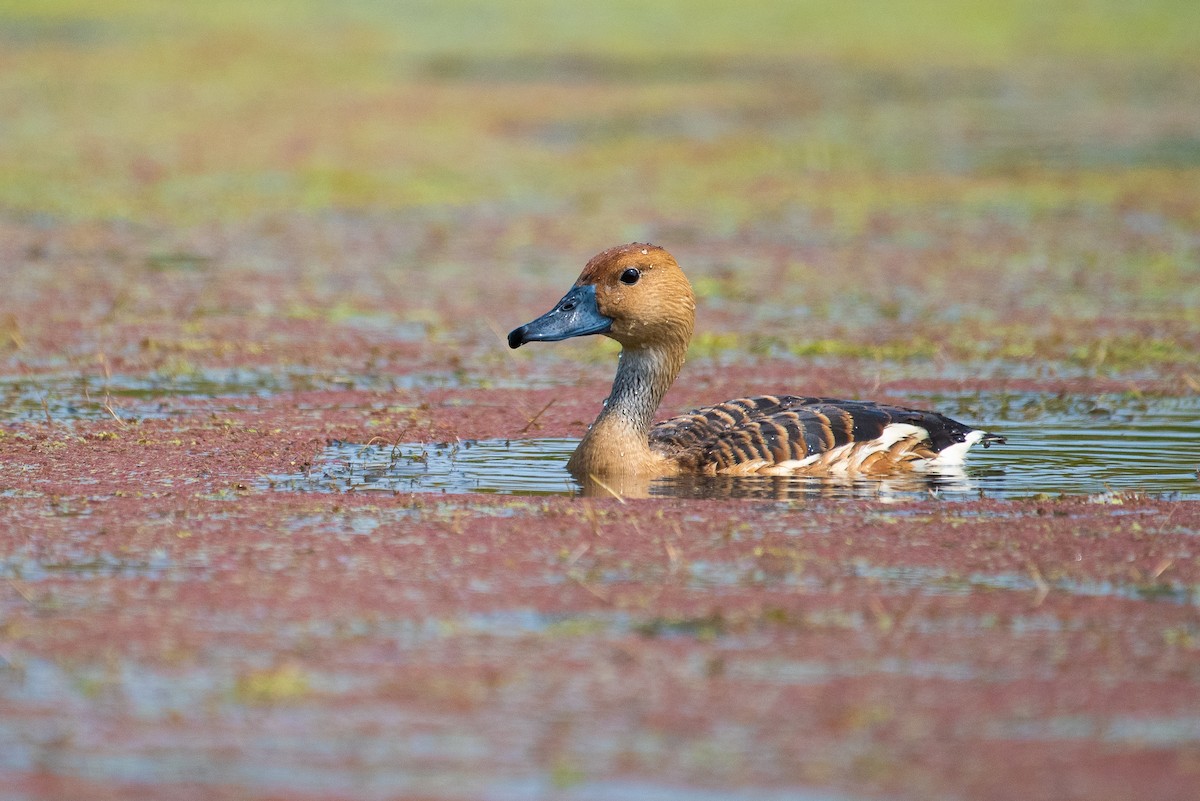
[1,0,1197,381]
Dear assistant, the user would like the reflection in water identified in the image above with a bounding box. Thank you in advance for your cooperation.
[644,468,978,501]
[263,393,1200,501]
[264,440,976,500]
[574,468,979,501]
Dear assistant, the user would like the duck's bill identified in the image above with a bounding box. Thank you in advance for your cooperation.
[508,284,612,348]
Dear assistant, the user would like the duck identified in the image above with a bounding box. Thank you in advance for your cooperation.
[508,243,1004,484]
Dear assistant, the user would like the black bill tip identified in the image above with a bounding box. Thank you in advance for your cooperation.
[507,327,527,349]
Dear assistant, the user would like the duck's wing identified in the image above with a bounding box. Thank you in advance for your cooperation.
[650,395,1003,475]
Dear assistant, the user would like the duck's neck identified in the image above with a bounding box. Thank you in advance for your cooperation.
[567,343,685,477]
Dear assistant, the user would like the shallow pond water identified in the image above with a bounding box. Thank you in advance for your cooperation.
[265,392,1200,501]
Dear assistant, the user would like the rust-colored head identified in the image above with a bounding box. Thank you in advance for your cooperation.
[508,243,696,351]
[577,243,696,348]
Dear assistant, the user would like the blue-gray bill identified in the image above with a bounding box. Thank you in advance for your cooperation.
[508,284,612,348]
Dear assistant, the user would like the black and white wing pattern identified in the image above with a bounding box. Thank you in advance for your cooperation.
[651,395,1004,475]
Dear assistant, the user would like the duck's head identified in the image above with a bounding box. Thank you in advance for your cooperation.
[508,243,696,351]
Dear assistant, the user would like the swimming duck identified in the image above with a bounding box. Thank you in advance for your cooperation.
[508,243,1003,482]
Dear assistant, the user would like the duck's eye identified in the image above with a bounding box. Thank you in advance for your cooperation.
[619,268,641,285]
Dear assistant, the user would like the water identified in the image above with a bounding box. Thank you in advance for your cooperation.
[918,391,1200,500]
[264,438,584,497]
[263,392,1200,501]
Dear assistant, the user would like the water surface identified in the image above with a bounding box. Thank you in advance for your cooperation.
[264,392,1200,501]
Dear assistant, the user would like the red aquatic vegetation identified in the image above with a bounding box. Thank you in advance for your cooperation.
[2,212,1199,801]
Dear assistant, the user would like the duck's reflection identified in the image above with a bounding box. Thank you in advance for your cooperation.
[577,467,981,501]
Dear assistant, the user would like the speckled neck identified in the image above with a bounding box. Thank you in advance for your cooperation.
[567,343,685,477]
[604,346,680,433]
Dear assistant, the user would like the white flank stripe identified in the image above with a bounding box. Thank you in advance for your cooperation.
[927,430,985,466]
[878,423,928,448]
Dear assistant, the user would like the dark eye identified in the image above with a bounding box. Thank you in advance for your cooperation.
[619,268,641,285]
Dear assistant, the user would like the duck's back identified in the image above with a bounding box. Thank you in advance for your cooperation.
[650,395,1003,476]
